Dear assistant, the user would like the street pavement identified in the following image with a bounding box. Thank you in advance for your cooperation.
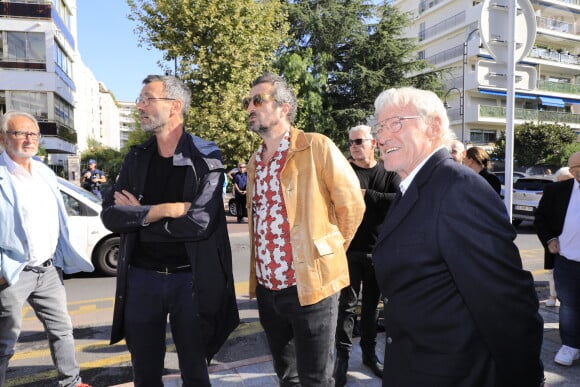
[113,296,580,387]
[112,220,580,387]
[10,216,578,386]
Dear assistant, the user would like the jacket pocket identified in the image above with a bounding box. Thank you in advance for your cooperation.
[313,231,345,258]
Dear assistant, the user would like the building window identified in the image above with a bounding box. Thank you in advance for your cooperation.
[54,94,73,128]
[9,91,48,120]
[54,42,72,78]
[6,31,45,61]
[470,129,497,144]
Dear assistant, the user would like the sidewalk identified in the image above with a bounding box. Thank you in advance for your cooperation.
[113,292,580,387]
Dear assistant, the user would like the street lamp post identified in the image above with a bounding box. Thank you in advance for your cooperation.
[460,27,480,143]
[443,87,464,142]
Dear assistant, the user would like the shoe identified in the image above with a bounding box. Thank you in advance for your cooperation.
[76,383,93,387]
[555,345,580,366]
[333,356,348,387]
[545,297,557,307]
[362,353,384,378]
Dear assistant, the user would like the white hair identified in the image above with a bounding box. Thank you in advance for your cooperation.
[374,87,455,147]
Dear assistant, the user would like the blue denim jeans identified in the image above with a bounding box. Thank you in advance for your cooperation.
[0,266,81,387]
[336,251,381,357]
[124,265,209,387]
[554,255,580,348]
[256,284,338,387]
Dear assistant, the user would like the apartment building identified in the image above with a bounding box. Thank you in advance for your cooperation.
[0,0,79,170]
[118,101,137,150]
[392,0,580,146]
[0,0,131,178]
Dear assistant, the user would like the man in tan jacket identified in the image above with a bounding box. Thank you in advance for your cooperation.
[243,73,365,386]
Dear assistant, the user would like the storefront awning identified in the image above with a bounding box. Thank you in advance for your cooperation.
[478,89,536,100]
[539,96,565,108]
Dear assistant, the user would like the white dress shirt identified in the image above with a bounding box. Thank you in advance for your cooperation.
[559,179,580,262]
[2,152,59,266]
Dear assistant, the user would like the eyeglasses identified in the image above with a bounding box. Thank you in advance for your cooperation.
[6,131,41,140]
[375,116,421,134]
[135,96,176,106]
[242,94,277,109]
[348,138,372,146]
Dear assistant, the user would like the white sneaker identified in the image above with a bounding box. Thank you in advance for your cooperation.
[555,345,580,366]
[545,298,557,307]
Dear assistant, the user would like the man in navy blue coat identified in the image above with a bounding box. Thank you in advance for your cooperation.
[535,152,580,367]
[371,87,545,387]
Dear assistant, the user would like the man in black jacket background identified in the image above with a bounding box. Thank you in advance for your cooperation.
[334,124,400,386]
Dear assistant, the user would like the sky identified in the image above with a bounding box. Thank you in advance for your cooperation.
[76,1,167,102]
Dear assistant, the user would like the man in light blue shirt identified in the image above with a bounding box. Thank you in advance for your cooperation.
[0,111,94,387]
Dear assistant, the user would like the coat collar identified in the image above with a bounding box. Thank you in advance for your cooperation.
[377,148,451,243]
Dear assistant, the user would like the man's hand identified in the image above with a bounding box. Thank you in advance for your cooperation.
[114,190,141,206]
[548,239,560,254]
[0,277,6,286]
[145,202,191,223]
[114,190,190,223]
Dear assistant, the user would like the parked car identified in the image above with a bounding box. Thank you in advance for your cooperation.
[525,164,560,176]
[57,177,119,276]
[492,171,527,198]
[492,171,527,185]
[511,176,555,227]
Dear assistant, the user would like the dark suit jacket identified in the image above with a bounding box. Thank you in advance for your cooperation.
[534,178,574,269]
[373,148,544,387]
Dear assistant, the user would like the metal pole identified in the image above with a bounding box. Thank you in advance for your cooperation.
[463,28,479,144]
[504,3,517,219]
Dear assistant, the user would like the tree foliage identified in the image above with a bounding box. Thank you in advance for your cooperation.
[127,0,289,168]
[491,122,578,167]
[126,0,441,160]
[276,0,442,148]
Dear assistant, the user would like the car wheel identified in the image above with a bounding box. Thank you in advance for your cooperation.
[512,219,523,227]
[228,199,237,217]
[95,237,119,276]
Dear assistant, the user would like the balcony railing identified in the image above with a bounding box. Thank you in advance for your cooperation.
[480,105,580,125]
[538,80,580,95]
[532,0,580,7]
[419,12,465,42]
[528,47,580,65]
[418,0,444,14]
[536,16,577,35]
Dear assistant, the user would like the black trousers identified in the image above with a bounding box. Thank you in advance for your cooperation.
[335,251,381,357]
[256,284,338,387]
[235,194,246,221]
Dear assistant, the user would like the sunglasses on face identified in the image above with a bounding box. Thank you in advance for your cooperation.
[242,94,277,109]
[348,138,372,146]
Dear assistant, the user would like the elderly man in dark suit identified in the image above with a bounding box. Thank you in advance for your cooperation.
[371,87,546,387]
[535,151,580,367]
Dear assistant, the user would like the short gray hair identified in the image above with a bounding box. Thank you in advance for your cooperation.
[349,125,373,138]
[0,111,39,135]
[374,87,454,147]
[142,75,191,116]
[0,111,40,152]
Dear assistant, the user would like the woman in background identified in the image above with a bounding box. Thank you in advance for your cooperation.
[465,146,502,196]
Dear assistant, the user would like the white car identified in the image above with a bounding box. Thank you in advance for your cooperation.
[57,177,119,276]
[511,176,555,227]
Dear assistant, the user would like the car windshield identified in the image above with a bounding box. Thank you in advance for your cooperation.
[58,178,102,204]
[514,179,553,191]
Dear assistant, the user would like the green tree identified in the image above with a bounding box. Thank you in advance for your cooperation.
[491,122,578,167]
[328,3,442,145]
[127,0,289,168]
[277,0,442,148]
